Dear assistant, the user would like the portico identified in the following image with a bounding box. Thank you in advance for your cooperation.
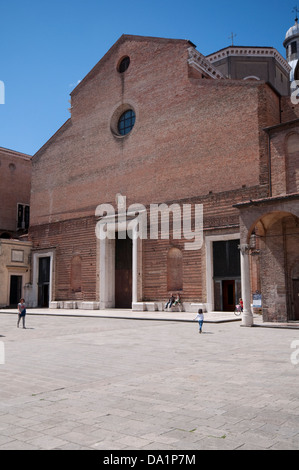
[235,194,299,324]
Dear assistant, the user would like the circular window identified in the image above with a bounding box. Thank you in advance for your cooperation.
[110,103,136,137]
[118,56,130,73]
[117,109,136,135]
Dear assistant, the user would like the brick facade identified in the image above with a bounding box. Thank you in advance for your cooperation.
[0,147,32,307]
[0,147,31,236]
[28,35,298,319]
[31,37,279,226]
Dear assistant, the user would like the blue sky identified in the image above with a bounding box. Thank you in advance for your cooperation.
[0,0,296,155]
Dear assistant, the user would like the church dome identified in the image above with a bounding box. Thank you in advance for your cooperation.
[284,19,299,46]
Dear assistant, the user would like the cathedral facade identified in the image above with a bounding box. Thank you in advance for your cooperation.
[27,25,299,323]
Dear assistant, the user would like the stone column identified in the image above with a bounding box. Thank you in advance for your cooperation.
[240,243,254,327]
[99,237,115,309]
[132,233,138,304]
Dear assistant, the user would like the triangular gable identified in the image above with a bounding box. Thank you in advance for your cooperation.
[32,119,72,162]
[70,34,198,97]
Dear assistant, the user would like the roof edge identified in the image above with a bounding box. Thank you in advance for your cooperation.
[0,146,32,160]
[233,192,299,208]
[32,119,72,162]
[263,118,299,133]
[70,34,196,97]
[207,45,291,74]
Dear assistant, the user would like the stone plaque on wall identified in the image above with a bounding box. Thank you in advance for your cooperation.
[11,249,24,262]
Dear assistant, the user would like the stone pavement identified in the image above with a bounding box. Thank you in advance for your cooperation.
[1,307,246,324]
[0,310,299,450]
[2,306,299,329]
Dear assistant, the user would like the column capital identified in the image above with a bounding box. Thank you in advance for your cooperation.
[239,243,250,255]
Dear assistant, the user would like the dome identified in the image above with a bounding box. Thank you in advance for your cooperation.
[284,19,299,46]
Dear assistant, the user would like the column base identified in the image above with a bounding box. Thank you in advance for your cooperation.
[241,310,254,327]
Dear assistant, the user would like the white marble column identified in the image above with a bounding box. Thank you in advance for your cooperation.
[99,237,115,309]
[132,233,138,304]
[240,243,254,327]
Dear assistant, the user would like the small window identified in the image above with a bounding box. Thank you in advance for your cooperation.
[17,204,30,230]
[118,109,135,135]
[118,56,130,73]
[291,41,297,55]
[9,163,16,171]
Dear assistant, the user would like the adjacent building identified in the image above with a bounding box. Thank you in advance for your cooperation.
[283,15,299,84]
[0,147,32,307]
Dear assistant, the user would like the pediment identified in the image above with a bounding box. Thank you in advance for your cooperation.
[71,34,196,97]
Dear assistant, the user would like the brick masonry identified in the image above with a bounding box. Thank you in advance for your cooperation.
[28,35,299,317]
[0,147,31,235]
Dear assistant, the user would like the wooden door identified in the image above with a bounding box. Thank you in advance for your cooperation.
[9,275,22,307]
[293,280,299,321]
[115,237,132,308]
[38,257,50,307]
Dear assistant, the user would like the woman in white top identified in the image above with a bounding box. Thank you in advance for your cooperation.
[194,309,204,334]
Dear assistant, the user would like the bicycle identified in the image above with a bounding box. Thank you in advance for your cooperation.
[234,304,243,316]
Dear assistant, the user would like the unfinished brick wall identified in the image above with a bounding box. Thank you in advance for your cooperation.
[281,95,299,122]
[267,125,299,196]
[142,185,268,303]
[29,217,97,301]
[31,37,277,226]
[29,35,283,305]
[286,133,299,193]
[260,214,299,322]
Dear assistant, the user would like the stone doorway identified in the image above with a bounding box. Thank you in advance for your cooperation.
[213,239,241,311]
[9,275,22,307]
[115,236,132,308]
[38,256,50,307]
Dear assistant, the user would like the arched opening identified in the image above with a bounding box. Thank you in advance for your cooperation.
[243,75,260,81]
[167,247,183,292]
[0,232,11,239]
[285,132,299,194]
[245,210,299,322]
[71,255,82,294]
[245,211,296,244]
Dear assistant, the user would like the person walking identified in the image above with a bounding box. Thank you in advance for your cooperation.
[17,298,26,329]
[194,308,204,333]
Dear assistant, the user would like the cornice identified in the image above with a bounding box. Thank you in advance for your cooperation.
[207,47,291,74]
[187,47,226,79]
[0,146,32,161]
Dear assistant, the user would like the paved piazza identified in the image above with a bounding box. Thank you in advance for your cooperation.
[0,312,299,450]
